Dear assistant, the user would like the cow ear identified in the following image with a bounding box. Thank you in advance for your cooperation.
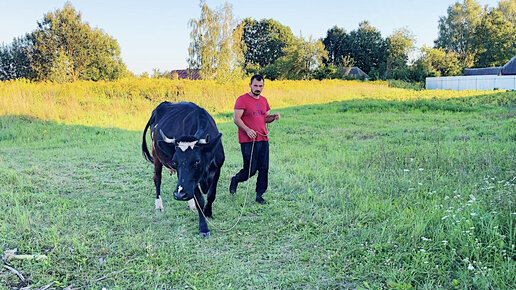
[198,134,209,144]
[201,133,222,150]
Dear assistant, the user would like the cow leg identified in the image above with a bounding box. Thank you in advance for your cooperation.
[153,160,164,211]
[193,187,210,238]
[203,167,221,218]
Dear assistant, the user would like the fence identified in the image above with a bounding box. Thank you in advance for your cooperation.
[426,75,516,90]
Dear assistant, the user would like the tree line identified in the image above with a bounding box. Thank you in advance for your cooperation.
[2,0,515,83]
[0,3,129,83]
[188,0,516,83]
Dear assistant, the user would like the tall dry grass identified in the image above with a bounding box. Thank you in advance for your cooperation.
[0,78,496,131]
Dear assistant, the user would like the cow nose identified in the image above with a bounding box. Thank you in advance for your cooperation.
[174,185,189,200]
[173,191,185,199]
[174,193,190,201]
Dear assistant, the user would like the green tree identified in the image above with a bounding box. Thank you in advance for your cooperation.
[29,3,126,82]
[435,0,482,67]
[265,36,327,80]
[385,28,415,79]
[412,46,462,81]
[240,18,295,70]
[83,29,128,80]
[497,0,516,26]
[48,52,72,83]
[313,56,357,80]
[0,36,33,80]
[188,1,244,81]
[474,7,516,67]
[322,26,349,65]
[348,21,387,75]
[313,63,339,80]
[188,1,217,79]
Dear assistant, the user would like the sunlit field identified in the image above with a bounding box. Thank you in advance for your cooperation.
[1,80,515,288]
[0,78,508,130]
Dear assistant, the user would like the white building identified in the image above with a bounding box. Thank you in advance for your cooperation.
[426,56,516,90]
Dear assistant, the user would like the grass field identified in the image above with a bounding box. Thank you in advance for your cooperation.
[1,84,515,288]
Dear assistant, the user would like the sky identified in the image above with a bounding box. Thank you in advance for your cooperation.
[0,0,502,75]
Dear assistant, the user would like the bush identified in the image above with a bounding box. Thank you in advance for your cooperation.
[388,79,424,90]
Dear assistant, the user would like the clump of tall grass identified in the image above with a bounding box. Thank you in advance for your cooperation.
[0,78,509,130]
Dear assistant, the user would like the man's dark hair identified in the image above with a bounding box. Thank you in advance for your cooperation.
[250,74,264,84]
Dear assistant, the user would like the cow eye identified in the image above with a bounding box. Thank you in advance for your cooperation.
[193,160,200,167]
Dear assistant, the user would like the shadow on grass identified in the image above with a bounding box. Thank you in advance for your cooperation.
[0,114,137,146]
[211,90,515,120]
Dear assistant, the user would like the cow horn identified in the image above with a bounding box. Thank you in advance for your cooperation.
[199,134,209,144]
[159,129,175,144]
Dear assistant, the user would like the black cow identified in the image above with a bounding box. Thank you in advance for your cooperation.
[142,101,225,238]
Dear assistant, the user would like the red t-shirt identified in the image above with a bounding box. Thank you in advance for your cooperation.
[234,93,271,143]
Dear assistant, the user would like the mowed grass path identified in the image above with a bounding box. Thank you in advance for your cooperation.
[1,96,515,288]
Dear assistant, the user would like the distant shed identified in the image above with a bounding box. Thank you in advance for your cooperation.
[343,66,369,79]
[501,55,516,75]
[463,56,516,76]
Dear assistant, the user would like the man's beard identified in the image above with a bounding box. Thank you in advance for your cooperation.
[252,90,261,96]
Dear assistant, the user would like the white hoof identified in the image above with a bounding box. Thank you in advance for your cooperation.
[155,197,164,211]
[187,199,198,212]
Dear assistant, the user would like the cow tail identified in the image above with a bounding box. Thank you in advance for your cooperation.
[142,118,154,163]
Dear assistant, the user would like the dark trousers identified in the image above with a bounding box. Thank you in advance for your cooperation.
[234,141,269,195]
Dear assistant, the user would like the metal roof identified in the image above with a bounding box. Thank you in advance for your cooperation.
[501,55,516,75]
[463,55,516,76]
[464,67,502,76]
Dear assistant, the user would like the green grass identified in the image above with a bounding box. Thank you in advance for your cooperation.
[1,95,515,289]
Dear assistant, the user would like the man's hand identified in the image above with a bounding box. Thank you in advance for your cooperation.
[266,113,281,123]
[246,129,257,139]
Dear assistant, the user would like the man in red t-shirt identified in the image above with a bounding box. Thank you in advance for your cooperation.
[230,74,280,204]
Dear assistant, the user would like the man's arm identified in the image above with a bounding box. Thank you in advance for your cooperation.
[234,109,257,139]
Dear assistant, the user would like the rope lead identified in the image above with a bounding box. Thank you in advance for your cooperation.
[193,120,276,232]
